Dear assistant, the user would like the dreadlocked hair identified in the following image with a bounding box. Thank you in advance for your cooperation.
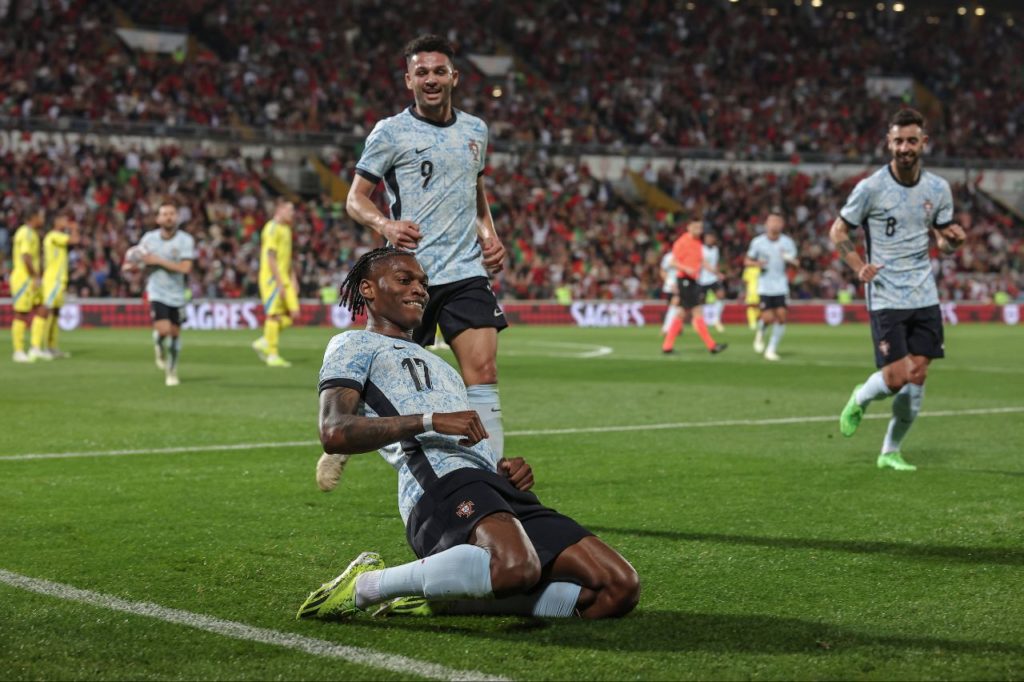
[338,246,415,316]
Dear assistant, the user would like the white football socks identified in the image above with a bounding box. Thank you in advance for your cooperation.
[466,383,503,458]
[855,370,893,407]
[882,383,924,454]
[766,323,786,353]
[662,305,680,333]
[355,544,493,609]
[445,581,582,618]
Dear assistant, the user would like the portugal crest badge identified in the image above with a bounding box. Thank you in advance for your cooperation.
[455,500,476,518]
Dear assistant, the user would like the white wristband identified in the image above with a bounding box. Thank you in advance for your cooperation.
[422,413,434,433]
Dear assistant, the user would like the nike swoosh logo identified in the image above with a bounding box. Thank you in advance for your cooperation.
[393,344,406,350]
[415,146,432,154]
[490,407,501,412]
[493,308,504,317]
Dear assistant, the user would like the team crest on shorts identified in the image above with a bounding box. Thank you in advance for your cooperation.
[878,340,891,357]
[455,500,476,518]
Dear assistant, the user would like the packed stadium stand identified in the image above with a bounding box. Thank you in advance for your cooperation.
[1,0,1022,304]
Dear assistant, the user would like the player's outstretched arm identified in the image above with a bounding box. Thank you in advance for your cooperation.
[319,387,489,454]
[829,217,882,282]
[346,175,422,250]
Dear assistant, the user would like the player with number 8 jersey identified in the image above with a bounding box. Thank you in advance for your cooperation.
[830,108,967,471]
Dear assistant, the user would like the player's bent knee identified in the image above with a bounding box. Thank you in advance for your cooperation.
[605,564,641,618]
[489,550,542,597]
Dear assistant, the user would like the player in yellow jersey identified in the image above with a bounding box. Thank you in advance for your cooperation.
[10,206,47,363]
[741,262,761,330]
[41,212,80,358]
[252,199,300,367]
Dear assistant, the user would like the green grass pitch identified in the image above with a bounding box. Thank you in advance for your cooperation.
[1,323,1022,680]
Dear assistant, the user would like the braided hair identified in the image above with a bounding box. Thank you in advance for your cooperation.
[338,246,415,316]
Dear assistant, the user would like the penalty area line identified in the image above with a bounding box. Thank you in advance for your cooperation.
[3,406,1021,462]
[0,569,509,682]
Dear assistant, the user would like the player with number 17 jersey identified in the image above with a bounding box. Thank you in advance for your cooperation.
[839,166,954,311]
[319,329,500,524]
[355,106,489,287]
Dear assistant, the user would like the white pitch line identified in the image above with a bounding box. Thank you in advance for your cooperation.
[0,569,508,682]
[505,406,1024,437]
[1,440,319,462]
[2,406,1022,462]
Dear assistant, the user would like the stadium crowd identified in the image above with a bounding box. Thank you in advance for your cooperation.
[2,143,1021,304]
[2,0,1023,160]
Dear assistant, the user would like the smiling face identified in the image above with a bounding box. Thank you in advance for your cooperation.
[405,51,458,117]
[888,123,927,174]
[360,254,429,336]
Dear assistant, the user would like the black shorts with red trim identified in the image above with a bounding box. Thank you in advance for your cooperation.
[405,468,592,567]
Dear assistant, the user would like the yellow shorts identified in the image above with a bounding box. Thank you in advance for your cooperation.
[745,294,761,305]
[44,280,67,309]
[11,277,42,313]
[261,283,299,318]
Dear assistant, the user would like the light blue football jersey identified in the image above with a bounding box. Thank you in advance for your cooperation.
[140,229,195,307]
[698,244,720,286]
[840,165,953,311]
[355,106,489,286]
[318,329,501,524]
[746,234,796,297]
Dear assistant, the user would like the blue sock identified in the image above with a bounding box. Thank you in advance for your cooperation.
[466,383,503,458]
[357,545,492,608]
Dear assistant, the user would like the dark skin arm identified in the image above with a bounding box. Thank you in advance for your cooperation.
[498,457,534,491]
[319,386,489,455]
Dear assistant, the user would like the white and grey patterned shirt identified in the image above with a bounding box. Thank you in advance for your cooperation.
[140,229,194,307]
[355,106,490,286]
[840,165,954,311]
[747,234,797,297]
[318,330,500,524]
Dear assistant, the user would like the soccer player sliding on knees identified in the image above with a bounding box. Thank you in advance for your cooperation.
[297,247,639,620]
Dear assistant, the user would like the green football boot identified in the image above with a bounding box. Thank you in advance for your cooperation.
[296,551,385,620]
[839,384,865,437]
[372,596,437,618]
[877,451,917,471]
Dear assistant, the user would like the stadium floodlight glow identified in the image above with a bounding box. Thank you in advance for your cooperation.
[847,11,856,19]
[893,2,905,12]
[685,1,695,8]
[875,2,885,10]
[974,6,985,16]
[811,0,822,8]
[491,86,503,98]
[957,6,967,14]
